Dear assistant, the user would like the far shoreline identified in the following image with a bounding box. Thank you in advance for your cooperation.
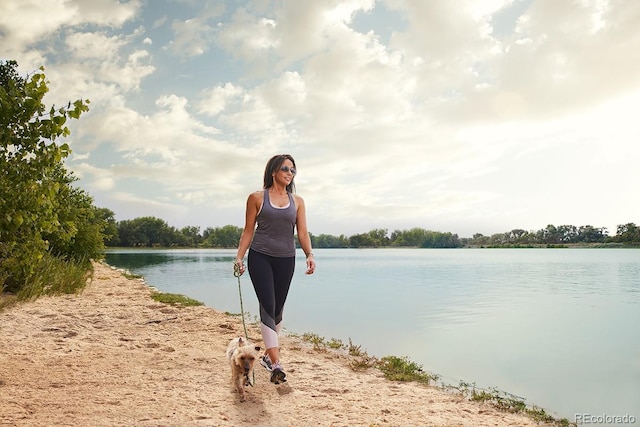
[104,242,637,250]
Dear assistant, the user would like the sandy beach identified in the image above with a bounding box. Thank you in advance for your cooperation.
[0,261,551,426]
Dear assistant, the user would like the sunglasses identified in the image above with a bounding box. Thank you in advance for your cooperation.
[280,165,297,175]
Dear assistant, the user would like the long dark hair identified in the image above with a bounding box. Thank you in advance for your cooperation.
[263,154,296,193]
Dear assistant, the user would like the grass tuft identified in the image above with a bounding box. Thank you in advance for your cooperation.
[301,332,328,352]
[454,381,575,426]
[347,338,378,371]
[377,355,440,385]
[16,255,91,301]
[122,271,143,280]
[151,292,203,306]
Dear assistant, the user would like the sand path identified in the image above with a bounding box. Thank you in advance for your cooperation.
[0,262,548,426]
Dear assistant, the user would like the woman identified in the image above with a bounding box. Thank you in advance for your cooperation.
[234,154,316,384]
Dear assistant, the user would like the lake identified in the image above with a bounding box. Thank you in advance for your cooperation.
[105,248,640,425]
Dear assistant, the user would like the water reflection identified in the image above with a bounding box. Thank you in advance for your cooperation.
[105,249,236,271]
[105,251,174,269]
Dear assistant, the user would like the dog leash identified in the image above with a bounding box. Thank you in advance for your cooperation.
[233,262,255,386]
[233,262,250,340]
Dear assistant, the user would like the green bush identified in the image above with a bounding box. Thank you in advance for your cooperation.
[0,60,105,296]
[16,254,92,300]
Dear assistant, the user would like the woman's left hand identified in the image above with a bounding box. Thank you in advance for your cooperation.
[305,255,316,275]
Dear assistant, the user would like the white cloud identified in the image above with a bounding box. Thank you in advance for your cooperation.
[216,8,278,65]
[0,0,140,54]
[167,17,214,57]
[3,0,639,236]
[198,83,245,117]
[65,32,126,60]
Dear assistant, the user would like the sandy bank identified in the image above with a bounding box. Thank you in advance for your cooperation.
[0,262,549,426]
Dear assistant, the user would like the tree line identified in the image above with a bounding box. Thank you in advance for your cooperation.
[108,216,640,249]
[108,218,464,248]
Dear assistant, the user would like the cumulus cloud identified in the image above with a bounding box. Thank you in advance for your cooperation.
[167,17,215,57]
[0,0,140,54]
[3,0,639,235]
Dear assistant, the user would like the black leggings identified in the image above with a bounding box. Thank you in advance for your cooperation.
[247,249,295,348]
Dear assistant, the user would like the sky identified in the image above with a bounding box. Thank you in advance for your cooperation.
[2,0,639,238]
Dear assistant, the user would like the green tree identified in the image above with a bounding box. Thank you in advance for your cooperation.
[348,233,375,248]
[202,225,242,248]
[314,233,349,248]
[180,225,202,246]
[391,228,428,247]
[1,60,92,292]
[421,231,461,248]
[367,228,390,247]
[470,233,490,246]
[615,223,640,244]
[98,208,119,246]
[507,229,529,243]
[116,217,176,247]
[42,166,109,261]
[577,225,606,243]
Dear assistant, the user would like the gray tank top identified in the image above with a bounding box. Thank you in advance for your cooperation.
[250,189,297,257]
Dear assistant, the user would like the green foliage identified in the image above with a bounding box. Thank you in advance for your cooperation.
[327,337,345,349]
[467,224,614,247]
[377,355,440,385]
[180,225,202,246]
[97,208,118,246]
[1,60,105,294]
[151,292,203,307]
[454,381,575,426]
[347,338,378,371]
[301,332,328,351]
[114,216,179,247]
[202,225,242,248]
[42,166,110,263]
[613,223,640,244]
[105,216,640,249]
[313,233,349,248]
[16,253,92,300]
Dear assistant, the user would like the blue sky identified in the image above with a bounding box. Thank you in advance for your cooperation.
[2,0,639,237]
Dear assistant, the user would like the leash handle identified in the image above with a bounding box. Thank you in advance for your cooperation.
[233,261,243,277]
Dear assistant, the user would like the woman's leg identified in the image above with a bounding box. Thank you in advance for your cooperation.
[248,249,278,347]
[247,250,294,382]
[272,255,295,328]
[264,255,295,369]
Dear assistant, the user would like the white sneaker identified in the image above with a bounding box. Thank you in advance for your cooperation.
[260,354,273,372]
[270,362,287,384]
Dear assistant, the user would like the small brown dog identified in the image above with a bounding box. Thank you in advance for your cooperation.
[226,337,261,401]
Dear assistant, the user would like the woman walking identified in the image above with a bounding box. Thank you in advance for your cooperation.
[234,154,316,384]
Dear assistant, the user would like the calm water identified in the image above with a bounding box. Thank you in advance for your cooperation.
[105,248,640,424]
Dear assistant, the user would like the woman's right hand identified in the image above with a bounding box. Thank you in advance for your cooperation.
[233,259,245,277]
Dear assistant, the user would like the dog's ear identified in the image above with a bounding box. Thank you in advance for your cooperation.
[254,346,261,352]
[238,337,245,346]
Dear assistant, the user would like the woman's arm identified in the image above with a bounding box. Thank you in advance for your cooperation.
[235,192,261,275]
[295,195,316,275]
